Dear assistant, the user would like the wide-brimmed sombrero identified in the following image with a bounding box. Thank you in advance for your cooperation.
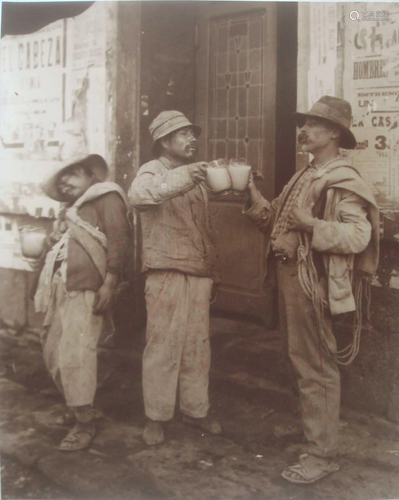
[294,95,357,150]
[41,154,108,202]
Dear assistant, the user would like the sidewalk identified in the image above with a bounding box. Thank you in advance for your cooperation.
[1,324,399,500]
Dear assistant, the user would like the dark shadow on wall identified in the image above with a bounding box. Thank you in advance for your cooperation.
[1,2,94,37]
[275,2,298,196]
[139,1,198,167]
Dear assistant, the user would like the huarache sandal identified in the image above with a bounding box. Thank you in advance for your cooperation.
[59,422,96,451]
[281,454,340,484]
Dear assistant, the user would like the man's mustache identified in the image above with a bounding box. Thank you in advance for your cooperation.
[298,132,308,144]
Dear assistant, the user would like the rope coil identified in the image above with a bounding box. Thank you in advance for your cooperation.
[297,232,367,366]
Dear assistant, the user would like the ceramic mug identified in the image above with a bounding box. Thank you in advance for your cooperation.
[205,159,232,195]
[19,226,47,259]
[228,158,252,193]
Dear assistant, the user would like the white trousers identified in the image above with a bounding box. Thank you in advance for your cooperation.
[143,270,213,421]
[42,270,103,407]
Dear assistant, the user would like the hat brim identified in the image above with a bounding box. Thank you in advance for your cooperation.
[293,112,357,150]
[151,123,202,150]
[41,154,109,202]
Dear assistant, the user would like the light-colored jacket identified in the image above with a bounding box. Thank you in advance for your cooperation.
[128,157,220,281]
[244,159,379,315]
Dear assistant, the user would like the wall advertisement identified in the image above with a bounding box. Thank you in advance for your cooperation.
[0,3,108,214]
[0,20,65,163]
[0,3,108,270]
[308,3,337,107]
[345,2,399,210]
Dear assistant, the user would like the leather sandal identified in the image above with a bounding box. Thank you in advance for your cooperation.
[59,422,96,451]
[281,454,340,484]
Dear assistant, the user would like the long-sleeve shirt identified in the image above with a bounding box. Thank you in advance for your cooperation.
[244,159,379,314]
[244,163,372,259]
[129,156,220,281]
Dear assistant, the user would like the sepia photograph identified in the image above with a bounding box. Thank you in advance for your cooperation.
[0,1,398,499]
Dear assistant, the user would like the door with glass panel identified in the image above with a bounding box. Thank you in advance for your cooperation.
[196,3,277,324]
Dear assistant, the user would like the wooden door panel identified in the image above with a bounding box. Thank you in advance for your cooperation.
[210,201,263,291]
[196,3,277,325]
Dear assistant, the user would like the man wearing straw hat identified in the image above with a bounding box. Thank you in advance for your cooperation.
[243,96,379,483]
[33,155,130,451]
[129,111,221,446]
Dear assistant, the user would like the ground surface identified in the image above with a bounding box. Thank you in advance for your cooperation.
[1,325,399,500]
[1,454,75,500]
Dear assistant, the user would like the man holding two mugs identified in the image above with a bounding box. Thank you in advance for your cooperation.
[129,111,222,446]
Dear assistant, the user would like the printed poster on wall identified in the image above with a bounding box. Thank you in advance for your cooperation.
[0,20,65,164]
[308,3,337,106]
[0,3,109,269]
[344,2,399,209]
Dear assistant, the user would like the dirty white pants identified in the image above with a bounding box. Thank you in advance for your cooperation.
[41,270,103,407]
[277,260,340,458]
[143,270,213,421]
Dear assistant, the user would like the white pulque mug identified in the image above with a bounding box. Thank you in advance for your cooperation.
[229,165,252,192]
[205,159,232,195]
[228,158,252,193]
[19,227,47,259]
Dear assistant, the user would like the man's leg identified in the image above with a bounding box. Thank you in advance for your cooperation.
[56,289,103,451]
[142,271,190,444]
[41,271,66,396]
[278,261,340,482]
[179,276,221,434]
[58,289,103,407]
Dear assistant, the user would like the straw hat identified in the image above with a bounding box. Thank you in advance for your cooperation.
[149,110,201,150]
[41,154,108,202]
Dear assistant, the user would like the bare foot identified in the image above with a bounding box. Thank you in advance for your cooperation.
[182,415,222,435]
[143,420,164,446]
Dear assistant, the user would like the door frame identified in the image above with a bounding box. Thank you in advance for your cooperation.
[195,2,278,325]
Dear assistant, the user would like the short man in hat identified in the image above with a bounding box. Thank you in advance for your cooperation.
[244,96,379,483]
[129,111,221,446]
[34,155,130,451]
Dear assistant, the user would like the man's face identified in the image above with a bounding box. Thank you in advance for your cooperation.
[298,117,339,153]
[57,166,94,203]
[162,126,198,162]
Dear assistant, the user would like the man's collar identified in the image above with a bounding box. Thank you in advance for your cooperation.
[308,155,341,170]
[158,156,172,170]
[159,155,182,170]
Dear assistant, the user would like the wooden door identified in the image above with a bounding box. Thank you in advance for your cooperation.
[195,2,277,326]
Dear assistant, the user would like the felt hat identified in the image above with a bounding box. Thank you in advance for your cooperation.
[294,95,357,149]
[41,154,108,202]
[149,110,201,150]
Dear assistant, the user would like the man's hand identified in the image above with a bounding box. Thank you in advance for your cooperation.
[187,162,208,184]
[246,172,262,205]
[93,273,117,315]
[286,204,316,233]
